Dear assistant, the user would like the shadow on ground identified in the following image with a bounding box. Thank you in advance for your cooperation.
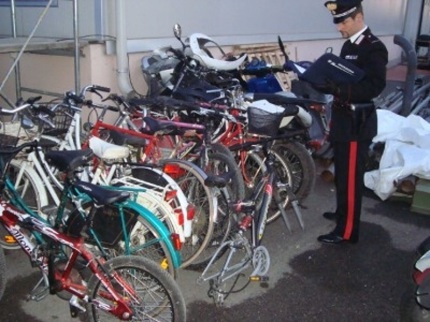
[187,221,417,322]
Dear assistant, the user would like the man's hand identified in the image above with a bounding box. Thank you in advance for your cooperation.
[311,79,339,95]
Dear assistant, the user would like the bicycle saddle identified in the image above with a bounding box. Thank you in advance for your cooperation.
[45,149,94,172]
[142,116,186,136]
[73,181,130,206]
[108,129,147,148]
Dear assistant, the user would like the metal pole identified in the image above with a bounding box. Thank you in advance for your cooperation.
[0,0,54,94]
[73,0,80,94]
[393,34,417,116]
[10,0,22,100]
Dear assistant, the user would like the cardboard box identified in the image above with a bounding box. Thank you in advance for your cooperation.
[411,179,430,215]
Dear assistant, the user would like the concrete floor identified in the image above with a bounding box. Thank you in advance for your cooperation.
[1,166,430,321]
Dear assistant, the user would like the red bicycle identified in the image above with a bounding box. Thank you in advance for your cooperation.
[0,104,186,321]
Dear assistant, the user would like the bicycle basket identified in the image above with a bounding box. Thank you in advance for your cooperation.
[43,104,74,136]
[247,106,283,137]
[0,133,19,147]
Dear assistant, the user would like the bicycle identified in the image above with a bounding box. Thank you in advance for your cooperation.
[0,101,182,277]
[81,94,235,268]
[197,107,305,305]
[0,106,186,321]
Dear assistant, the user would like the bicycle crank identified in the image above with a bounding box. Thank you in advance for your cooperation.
[250,245,270,278]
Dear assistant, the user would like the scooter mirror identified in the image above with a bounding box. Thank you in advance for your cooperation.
[173,24,182,40]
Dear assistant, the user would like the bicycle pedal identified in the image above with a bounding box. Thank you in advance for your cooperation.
[69,296,86,317]
[249,275,269,282]
[27,284,49,302]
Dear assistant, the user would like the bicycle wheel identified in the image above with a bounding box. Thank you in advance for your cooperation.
[85,255,186,322]
[208,143,246,201]
[184,151,239,268]
[0,160,49,250]
[234,149,266,190]
[272,141,316,201]
[0,247,6,301]
[187,186,233,270]
[66,204,178,277]
[159,159,217,268]
[130,167,188,242]
[265,148,294,223]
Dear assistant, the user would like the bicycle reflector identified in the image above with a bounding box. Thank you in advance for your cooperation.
[163,163,186,179]
[4,235,16,243]
[171,233,182,251]
[187,204,196,221]
[164,189,177,202]
[174,208,184,226]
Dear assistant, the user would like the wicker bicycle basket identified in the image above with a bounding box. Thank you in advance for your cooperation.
[43,104,74,136]
[0,133,19,147]
[247,106,284,137]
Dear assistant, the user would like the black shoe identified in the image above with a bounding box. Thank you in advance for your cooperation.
[317,232,358,244]
[322,212,338,221]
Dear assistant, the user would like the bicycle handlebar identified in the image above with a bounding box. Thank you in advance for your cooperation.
[0,103,32,114]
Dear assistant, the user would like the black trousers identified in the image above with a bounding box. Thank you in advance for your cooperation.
[332,139,372,241]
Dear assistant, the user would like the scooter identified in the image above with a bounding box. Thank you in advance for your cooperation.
[235,36,334,160]
[400,236,430,321]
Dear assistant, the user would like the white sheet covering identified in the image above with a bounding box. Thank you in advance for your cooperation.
[364,109,430,200]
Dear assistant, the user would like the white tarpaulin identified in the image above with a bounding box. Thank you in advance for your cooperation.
[364,109,430,200]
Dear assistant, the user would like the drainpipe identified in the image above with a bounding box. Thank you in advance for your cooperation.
[393,34,417,116]
[115,0,136,97]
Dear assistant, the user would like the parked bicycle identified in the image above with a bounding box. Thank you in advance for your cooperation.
[0,98,182,277]
[0,103,186,321]
[197,104,305,305]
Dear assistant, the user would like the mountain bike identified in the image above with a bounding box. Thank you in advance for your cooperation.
[197,109,305,305]
[0,106,186,321]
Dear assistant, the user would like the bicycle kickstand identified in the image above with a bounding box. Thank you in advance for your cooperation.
[26,274,50,302]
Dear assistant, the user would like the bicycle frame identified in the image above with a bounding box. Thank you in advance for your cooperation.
[197,169,276,284]
[6,144,182,271]
[0,199,137,318]
[197,139,304,304]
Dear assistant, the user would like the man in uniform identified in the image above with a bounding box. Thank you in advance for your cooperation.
[315,0,388,244]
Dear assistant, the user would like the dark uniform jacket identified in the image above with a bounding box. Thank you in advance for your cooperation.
[329,27,388,142]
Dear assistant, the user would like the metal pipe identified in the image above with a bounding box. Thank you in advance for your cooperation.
[10,0,22,100]
[0,0,54,94]
[73,0,80,94]
[115,0,135,97]
[393,34,417,116]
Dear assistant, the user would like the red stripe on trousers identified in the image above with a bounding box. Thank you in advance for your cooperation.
[344,141,358,240]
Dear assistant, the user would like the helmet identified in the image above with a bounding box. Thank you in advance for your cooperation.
[185,33,247,71]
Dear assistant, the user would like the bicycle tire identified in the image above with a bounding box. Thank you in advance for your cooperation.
[185,186,233,270]
[0,247,6,301]
[265,148,294,223]
[183,151,241,268]
[159,159,217,268]
[85,255,186,322]
[272,141,316,201]
[66,203,178,277]
[234,149,266,190]
[208,143,246,201]
[0,160,49,250]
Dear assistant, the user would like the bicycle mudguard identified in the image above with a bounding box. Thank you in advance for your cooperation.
[122,200,182,268]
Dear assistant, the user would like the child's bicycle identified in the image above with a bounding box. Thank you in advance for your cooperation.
[0,103,186,321]
[197,106,305,305]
